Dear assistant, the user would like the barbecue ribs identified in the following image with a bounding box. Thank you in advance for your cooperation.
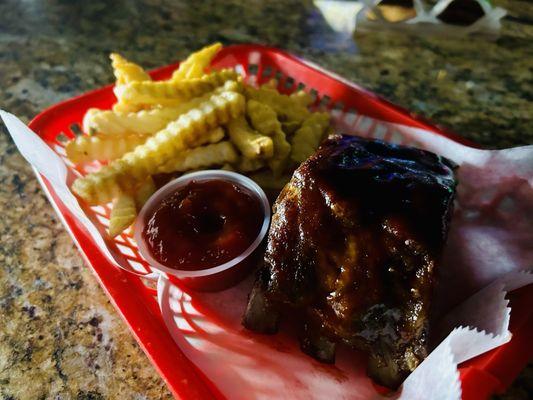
[243,135,457,388]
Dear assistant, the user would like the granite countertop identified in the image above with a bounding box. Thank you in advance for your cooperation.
[0,0,531,398]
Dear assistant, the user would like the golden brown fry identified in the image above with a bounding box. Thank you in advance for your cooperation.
[172,43,222,81]
[246,99,280,136]
[221,163,235,171]
[84,105,195,137]
[261,79,278,89]
[215,79,243,94]
[110,53,151,85]
[66,133,149,163]
[72,44,333,210]
[290,112,330,163]
[108,193,136,237]
[158,141,238,173]
[281,120,301,135]
[116,69,238,106]
[83,107,180,136]
[249,171,291,190]
[133,177,156,210]
[268,130,291,177]
[111,102,144,114]
[237,157,266,172]
[84,81,241,136]
[290,90,313,107]
[246,99,291,176]
[205,126,226,144]
[245,86,309,123]
[72,90,245,205]
[227,116,274,160]
[110,54,152,114]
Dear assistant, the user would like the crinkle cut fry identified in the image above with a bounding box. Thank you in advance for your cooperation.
[290,112,330,163]
[84,80,243,136]
[267,129,291,177]
[290,90,313,107]
[249,171,291,190]
[108,193,137,237]
[247,99,291,176]
[245,86,310,123]
[247,99,280,136]
[110,53,151,114]
[171,43,222,81]
[117,69,239,105]
[133,177,156,210]
[110,53,151,85]
[72,90,245,205]
[158,141,239,173]
[156,127,226,173]
[227,116,274,160]
[83,107,185,136]
[238,157,266,172]
[66,133,149,163]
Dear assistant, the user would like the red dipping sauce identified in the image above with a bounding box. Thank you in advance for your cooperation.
[142,179,264,271]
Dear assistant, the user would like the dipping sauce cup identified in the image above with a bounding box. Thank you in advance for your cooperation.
[135,170,271,291]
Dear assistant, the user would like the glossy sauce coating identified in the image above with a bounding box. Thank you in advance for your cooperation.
[143,179,263,271]
[243,135,457,388]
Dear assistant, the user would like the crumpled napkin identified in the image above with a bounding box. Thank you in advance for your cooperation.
[0,110,158,277]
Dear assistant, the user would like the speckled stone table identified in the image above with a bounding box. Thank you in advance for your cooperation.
[0,1,531,399]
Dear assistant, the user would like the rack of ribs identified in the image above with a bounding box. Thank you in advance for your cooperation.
[243,134,457,388]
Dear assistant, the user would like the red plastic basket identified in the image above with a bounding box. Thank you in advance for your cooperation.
[28,44,532,400]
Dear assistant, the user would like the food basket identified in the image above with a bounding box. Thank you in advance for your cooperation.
[27,44,532,400]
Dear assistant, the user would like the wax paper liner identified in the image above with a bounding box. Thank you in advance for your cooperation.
[0,110,160,278]
[355,0,506,36]
[2,110,532,399]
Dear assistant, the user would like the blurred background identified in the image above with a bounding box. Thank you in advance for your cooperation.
[0,1,531,399]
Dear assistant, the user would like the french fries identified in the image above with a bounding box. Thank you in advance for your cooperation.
[238,157,266,172]
[281,120,301,135]
[247,100,290,176]
[290,112,330,163]
[172,43,222,81]
[83,107,189,136]
[158,141,239,173]
[247,99,280,136]
[228,116,274,160]
[267,129,291,177]
[108,193,137,237]
[245,86,310,123]
[83,87,235,136]
[115,69,238,106]
[67,44,333,236]
[134,178,156,209]
[290,90,314,107]
[249,171,291,190]
[110,54,151,115]
[110,53,151,85]
[66,133,149,163]
[72,89,245,205]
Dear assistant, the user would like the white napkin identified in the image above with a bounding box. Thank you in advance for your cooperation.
[1,110,129,273]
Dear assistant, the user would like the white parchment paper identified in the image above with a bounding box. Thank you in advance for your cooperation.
[2,110,532,400]
[0,110,161,278]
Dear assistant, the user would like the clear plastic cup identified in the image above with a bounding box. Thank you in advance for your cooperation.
[134,170,271,291]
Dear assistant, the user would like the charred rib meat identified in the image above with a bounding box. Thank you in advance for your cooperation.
[243,135,457,388]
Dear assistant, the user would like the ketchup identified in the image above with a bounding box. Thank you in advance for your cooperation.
[142,179,263,271]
